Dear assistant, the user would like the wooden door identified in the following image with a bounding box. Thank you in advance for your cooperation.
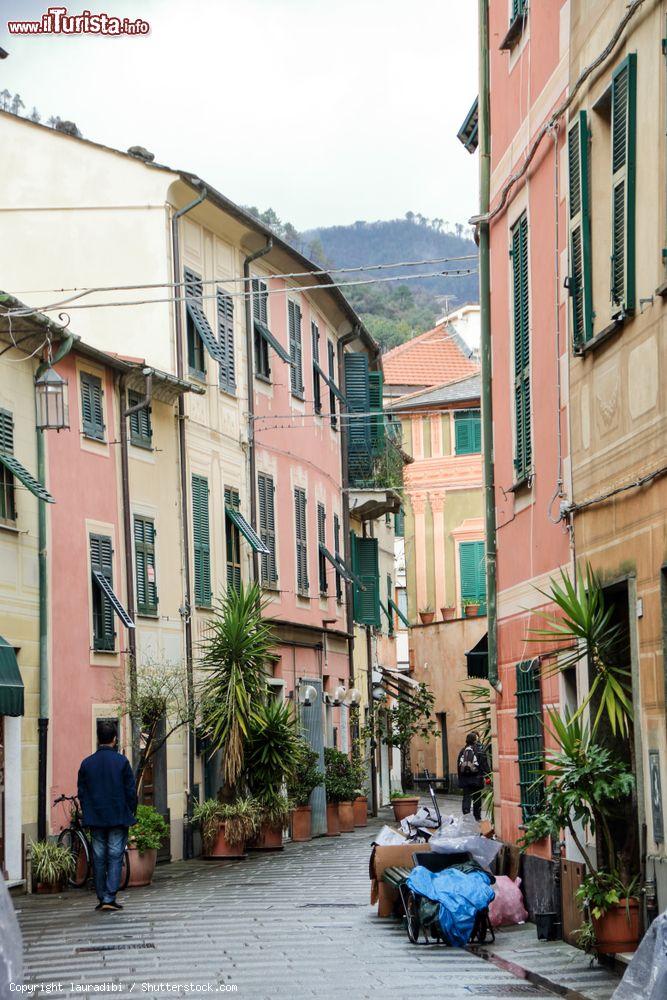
[561,858,586,945]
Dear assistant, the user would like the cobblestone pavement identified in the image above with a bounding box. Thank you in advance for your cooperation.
[15,815,620,1000]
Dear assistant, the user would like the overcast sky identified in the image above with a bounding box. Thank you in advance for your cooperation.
[1,0,479,230]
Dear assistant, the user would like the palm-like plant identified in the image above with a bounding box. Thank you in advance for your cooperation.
[530,563,633,736]
[245,698,302,796]
[198,583,276,788]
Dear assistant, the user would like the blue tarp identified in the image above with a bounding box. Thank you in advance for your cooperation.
[406,866,495,947]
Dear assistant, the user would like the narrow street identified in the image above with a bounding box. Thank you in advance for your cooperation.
[16,812,621,1000]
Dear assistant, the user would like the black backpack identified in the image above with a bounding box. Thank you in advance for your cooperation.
[458,745,480,776]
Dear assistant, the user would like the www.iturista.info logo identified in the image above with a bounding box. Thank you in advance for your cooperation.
[7,6,150,36]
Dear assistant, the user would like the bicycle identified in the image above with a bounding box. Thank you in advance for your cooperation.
[54,794,130,891]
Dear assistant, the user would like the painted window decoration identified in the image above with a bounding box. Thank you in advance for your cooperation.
[568,111,593,349]
[610,54,637,314]
[288,299,304,397]
[350,533,380,627]
[128,390,152,449]
[459,540,486,615]
[328,341,338,429]
[258,473,278,587]
[511,213,531,481]
[252,278,271,379]
[81,372,105,441]
[192,474,212,607]
[516,661,545,822]
[317,502,327,594]
[134,515,158,616]
[225,486,241,594]
[454,409,482,455]
[294,487,309,595]
[217,289,235,393]
[90,533,115,651]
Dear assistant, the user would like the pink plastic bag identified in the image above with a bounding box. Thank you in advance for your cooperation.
[489,875,528,927]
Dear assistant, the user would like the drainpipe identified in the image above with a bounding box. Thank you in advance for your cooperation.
[171,188,207,859]
[35,333,75,841]
[243,239,273,584]
[478,0,499,690]
[119,369,153,773]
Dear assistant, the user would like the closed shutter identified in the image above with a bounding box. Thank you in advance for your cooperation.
[90,533,115,649]
[459,540,486,613]
[344,352,372,483]
[134,516,158,615]
[368,370,385,454]
[288,300,304,396]
[454,410,481,455]
[224,486,241,594]
[516,661,545,821]
[610,54,637,313]
[217,289,235,391]
[317,503,327,593]
[350,533,380,626]
[258,473,277,586]
[294,488,308,594]
[312,322,322,413]
[511,214,531,480]
[128,391,152,448]
[327,341,338,428]
[81,373,105,440]
[0,409,14,454]
[192,475,212,606]
[568,112,593,348]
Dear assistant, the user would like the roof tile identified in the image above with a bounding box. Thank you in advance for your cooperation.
[382,322,477,387]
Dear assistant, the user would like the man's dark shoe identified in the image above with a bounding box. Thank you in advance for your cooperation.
[101,901,123,911]
[94,902,104,911]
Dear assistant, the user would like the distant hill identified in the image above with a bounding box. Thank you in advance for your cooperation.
[243,208,479,350]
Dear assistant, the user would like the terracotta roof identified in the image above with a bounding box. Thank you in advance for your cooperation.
[381,322,478,387]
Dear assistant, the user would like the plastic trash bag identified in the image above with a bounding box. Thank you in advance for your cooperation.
[612,910,667,1000]
[400,807,441,835]
[407,865,495,947]
[372,824,406,846]
[429,833,503,869]
[488,875,528,927]
[0,876,22,990]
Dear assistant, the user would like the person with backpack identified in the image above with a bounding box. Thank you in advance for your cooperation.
[457,731,489,821]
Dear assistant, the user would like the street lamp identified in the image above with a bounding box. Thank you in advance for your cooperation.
[344,688,362,707]
[35,366,69,431]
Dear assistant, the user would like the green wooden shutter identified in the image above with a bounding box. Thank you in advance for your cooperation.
[568,111,593,348]
[134,516,158,615]
[192,475,211,606]
[258,473,277,586]
[90,533,115,650]
[81,373,105,440]
[516,661,545,821]
[610,54,637,313]
[369,370,385,454]
[294,488,308,594]
[351,533,380,626]
[512,0,527,20]
[455,410,482,455]
[224,486,241,593]
[317,503,327,593]
[344,352,372,484]
[394,507,404,537]
[128,391,152,449]
[217,289,235,391]
[288,301,304,396]
[512,214,531,480]
[459,540,486,612]
[0,409,13,454]
[0,409,15,521]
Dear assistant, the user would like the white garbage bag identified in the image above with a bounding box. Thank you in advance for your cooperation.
[0,877,22,990]
[372,824,407,846]
[612,910,667,1000]
[428,832,503,869]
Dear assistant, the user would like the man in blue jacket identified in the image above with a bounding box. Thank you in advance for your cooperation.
[77,720,137,911]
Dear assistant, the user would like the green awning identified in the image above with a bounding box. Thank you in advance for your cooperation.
[0,453,55,503]
[313,361,347,405]
[225,506,270,555]
[0,636,24,716]
[254,319,291,364]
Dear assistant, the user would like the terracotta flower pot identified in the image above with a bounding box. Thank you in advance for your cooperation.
[464,604,480,618]
[353,796,368,827]
[127,846,157,887]
[391,796,419,822]
[204,821,246,860]
[338,801,355,832]
[592,899,640,954]
[441,606,456,621]
[419,611,435,625]
[250,824,283,851]
[290,806,312,842]
[326,802,341,837]
[36,881,64,894]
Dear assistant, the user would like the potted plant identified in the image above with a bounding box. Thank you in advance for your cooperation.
[252,791,291,851]
[576,871,640,955]
[245,698,302,850]
[462,599,480,618]
[418,605,435,625]
[440,606,456,621]
[30,840,74,894]
[350,742,368,827]
[127,804,169,886]
[287,740,324,842]
[192,798,257,859]
[324,748,355,836]
[390,789,420,821]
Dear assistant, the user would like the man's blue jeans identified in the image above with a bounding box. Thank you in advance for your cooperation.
[90,826,127,904]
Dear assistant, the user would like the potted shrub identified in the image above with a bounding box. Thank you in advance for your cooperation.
[287,741,324,842]
[30,840,74,894]
[127,804,169,886]
[192,798,256,859]
[440,606,456,621]
[350,741,368,827]
[245,698,302,851]
[418,605,435,625]
[390,790,420,821]
[576,871,640,955]
[463,599,480,618]
[324,748,355,836]
[251,791,290,851]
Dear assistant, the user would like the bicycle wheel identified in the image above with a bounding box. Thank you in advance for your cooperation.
[120,848,130,890]
[402,887,421,944]
[57,828,89,888]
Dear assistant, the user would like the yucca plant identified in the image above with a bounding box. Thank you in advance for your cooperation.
[198,583,276,788]
[30,840,75,887]
[529,563,633,737]
[246,698,302,797]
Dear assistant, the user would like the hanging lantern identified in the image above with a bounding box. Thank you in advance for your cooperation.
[35,366,69,431]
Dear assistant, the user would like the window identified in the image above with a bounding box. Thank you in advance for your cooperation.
[134,516,158,616]
[317,503,327,594]
[90,533,115,651]
[128,391,152,449]
[185,270,206,378]
[225,487,241,594]
[258,473,277,587]
[333,513,342,601]
[288,300,304,397]
[350,533,380,626]
[459,540,486,614]
[294,487,308,595]
[81,372,105,441]
[312,321,322,413]
[394,507,405,537]
[0,409,15,521]
[397,587,408,622]
[328,341,338,429]
[511,213,531,481]
[252,278,271,379]
[516,660,545,821]
[500,0,528,51]
[386,574,394,636]
[454,409,482,455]
[568,112,593,348]
[511,0,527,18]
[610,54,637,314]
[192,474,211,607]
[217,289,235,393]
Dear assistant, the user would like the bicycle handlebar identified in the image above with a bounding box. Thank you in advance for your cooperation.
[53,794,79,806]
